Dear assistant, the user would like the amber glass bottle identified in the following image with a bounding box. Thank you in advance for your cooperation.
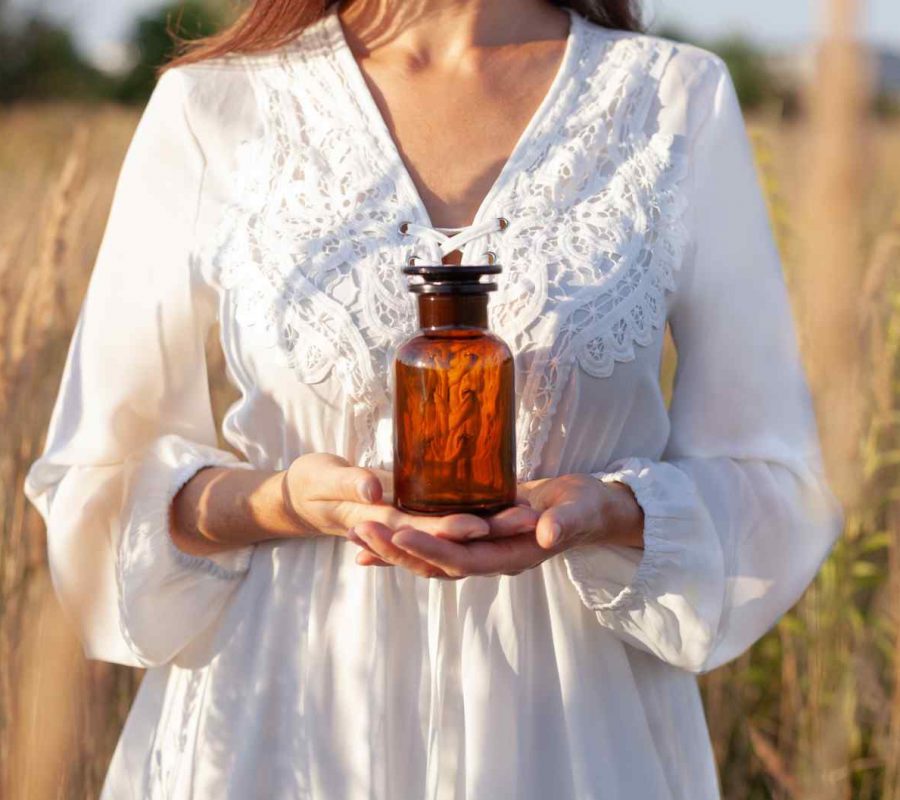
[394,264,516,516]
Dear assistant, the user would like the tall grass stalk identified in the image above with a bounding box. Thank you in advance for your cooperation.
[793,0,873,797]
[0,107,141,799]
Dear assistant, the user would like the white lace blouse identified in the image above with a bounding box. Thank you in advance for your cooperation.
[25,5,842,799]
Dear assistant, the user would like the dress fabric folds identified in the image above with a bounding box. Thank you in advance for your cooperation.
[25,5,841,798]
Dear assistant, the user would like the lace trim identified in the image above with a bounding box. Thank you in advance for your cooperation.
[115,440,252,667]
[212,42,395,467]
[505,35,689,479]
[514,129,689,478]
[209,18,690,474]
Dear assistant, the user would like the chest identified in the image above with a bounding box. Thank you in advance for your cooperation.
[352,39,569,230]
[209,23,688,475]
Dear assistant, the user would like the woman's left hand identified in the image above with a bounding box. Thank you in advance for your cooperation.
[350,474,644,579]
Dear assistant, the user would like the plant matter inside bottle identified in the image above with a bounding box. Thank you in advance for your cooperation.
[394,267,516,516]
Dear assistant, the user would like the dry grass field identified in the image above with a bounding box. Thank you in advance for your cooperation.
[1,88,899,798]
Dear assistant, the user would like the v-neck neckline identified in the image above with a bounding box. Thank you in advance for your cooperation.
[324,4,581,239]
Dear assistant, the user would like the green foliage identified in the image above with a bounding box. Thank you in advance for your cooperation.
[874,92,900,119]
[709,35,778,111]
[115,2,226,105]
[0,2,224,106]
[0,18,113,104]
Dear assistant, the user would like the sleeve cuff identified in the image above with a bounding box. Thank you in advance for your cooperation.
[561,457,669,614]
[560,456,726,671]
[163,455,256,577]
[124,434,257,578]
[116,435,257,665]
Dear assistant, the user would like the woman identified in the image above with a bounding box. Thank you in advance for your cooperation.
[25,0,842,796]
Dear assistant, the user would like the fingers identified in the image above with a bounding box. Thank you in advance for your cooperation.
[390,529,472,577]
[519,477,567,513]
[534,502,586,549]
[349,505,490,541]
[392,529,544,578]
[347,520,549,579]
[346,528,391,567]
[353,522,453,579]
[484,504,540,539]
[514,479,542,507]
[523,475,605,549]
[397,511,489,541]
[343,474,610,578]
[356,551,391,567]
[293,453,384,505]
[371,469,395,504]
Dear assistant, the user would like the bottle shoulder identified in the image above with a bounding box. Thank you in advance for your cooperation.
[397,326,510,345]
[395,328,513,366]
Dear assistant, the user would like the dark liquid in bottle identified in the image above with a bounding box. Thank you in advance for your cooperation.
[394,271,517,516]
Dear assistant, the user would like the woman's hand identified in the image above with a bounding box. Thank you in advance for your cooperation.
[171,452,537,561]
[520,474,645,550]
[282,454,541,579]
[283,453,536,539]
[351,474,644,579]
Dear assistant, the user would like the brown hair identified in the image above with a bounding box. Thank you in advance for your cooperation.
[167,0,643,69]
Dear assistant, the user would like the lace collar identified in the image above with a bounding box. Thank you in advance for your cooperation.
[211,13,688,475]
[316,3,586,266]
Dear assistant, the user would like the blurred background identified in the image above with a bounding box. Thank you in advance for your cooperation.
[0,0,898,798]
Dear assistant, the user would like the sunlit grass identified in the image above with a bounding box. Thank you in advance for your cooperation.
[0,57,898,800]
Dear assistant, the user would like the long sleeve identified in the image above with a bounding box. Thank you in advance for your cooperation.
[562,56,843,673]
[24,68,256,669]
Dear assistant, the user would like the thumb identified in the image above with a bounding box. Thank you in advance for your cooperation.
[293,453,384,504]
[535,502,587,550]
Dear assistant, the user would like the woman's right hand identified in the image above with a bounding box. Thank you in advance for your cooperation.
[281,454,539,578]
[172,452,538,578]
[282,452,489,538]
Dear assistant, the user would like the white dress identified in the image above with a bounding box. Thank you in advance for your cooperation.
[25,5,842,799]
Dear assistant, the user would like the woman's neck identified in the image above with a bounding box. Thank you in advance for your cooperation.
[338,0,568,63]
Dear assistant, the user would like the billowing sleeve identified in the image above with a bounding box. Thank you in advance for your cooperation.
[24,68,256,669]
[562,56,843,673]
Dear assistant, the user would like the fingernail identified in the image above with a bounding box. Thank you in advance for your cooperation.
[549,523,562,546]
[358,480,376,503]
[466,526,492,540]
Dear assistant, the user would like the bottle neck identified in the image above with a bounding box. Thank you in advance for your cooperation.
[417,293,489,330]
